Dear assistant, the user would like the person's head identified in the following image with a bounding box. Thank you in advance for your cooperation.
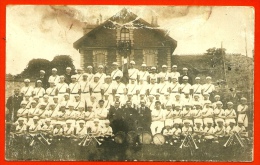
[68,104,74,111]
[194,94,199,101]
[149,95,154,101]
[83,73,88,81]
[52,68,57,75]
[195,122,202,128]
[90,95,96,102]
[216,101,223,109]
[151,67,156,73]
[112,62,119,70]
[238,121,244,127]
[229,121,235,127]
[164,93,170,99]
[241,97,247,105]
[173,123,179,128]
[184,92,190,98]
[31,101,37,108]
[214,95,220,101]
[93,119,99,126]
[166,104,172,110]
[66,120,72,127]
[140,94,145,99]
[182,68,188,74]
[165,125,171,130]
[160,77,165,83]
[66,67,72,74]
[115,76,121,83]
[155,101,161,109]
[40,103,46,110]
[194,104,201,110]
[104,120,110,127]
[217,120,224,127]
[87,105,93,112]
[99,100,104,107]
[204,101,211,108]
[20,101,27,108]
[182,76,188,83]
[155,93,160,99]
[172,65,177,72]
[206,76,212,83]
[207,121,213,128]
[115,94,120,101]
[36,80,42,87]
[175,94,180,100]
[18,118,24,125]
[14,87,20,96]
[98,65,104,73]
[130,78,136,84]
[114,101,120,108]
[75,94,80,101]
[203,93,210,100]
[64,93,70,100]
[185,104,192,109]
[33,96,39,102]
[56,123,62,129]
[45,118,51,125]
[105,76,112,84]
[43,95,49,102]
[130,61,135,68]
[141,64,147,71]
[40,70,45,76]
[140,100,146,107]
[53,96,58,103]
[77,68,84,74]
[60,105,66,112]
[60,76,65,83]
[227,102,233,109]
[24,79,30,86]
[184,121,190,127]
[87,66,93,73]
[126,101,132,107]
[195,77,200,84]
[24,94,30,101]
[49,103,55,110]
[33,116,39,124]
[127,93,133,100]
[162,65,167,72]
[151,78,156,84]
[104,94,109,100]
[172,77,177,83]
[71,76,77,83]
[174,105,181,111]
[79,120,85,127]
[49,81,55,87]
[78,106,84,112]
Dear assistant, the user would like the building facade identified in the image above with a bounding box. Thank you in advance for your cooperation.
[73,8,177,73]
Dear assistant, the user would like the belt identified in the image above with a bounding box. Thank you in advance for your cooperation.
[71,93,78,94]
[50,95,55,96]
[195,93,201,94]
[59,92,66,94]
[82,92,89,94]
[93,91,100,93]
[171,91,178,93]
[117,93,124,94]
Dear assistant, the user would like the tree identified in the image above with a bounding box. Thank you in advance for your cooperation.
[50,55,76,75]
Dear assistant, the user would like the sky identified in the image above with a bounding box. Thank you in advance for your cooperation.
[6,5,254,75]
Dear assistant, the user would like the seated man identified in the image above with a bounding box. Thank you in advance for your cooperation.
[52,122,64,137]
[214,118,226,138]
[162,120,173,145]
[12,117,27,136]
[90,119,102,137]
[203,119,215,141]
[171,119,182,142]
[101,120,114,138]
[192,119,204,142]
[181,120,193,137]
[235,120,248,138]
[63,120,75,138]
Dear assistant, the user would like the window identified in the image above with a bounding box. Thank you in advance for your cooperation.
[95,53,105,66]
[145,54,156,66]
[120,27,130,41]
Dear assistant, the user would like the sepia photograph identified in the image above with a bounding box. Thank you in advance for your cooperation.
[5,5,254,161]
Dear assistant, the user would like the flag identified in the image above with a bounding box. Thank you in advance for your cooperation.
[121,57,129,84]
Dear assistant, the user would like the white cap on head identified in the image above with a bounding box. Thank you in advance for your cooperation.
[87,66,93,69]
[71,75,77,79]
[216,101,223,105]
[241,97,247,101]
[98,65,104,68]
[93,118,99,123]
[227,102,233,105]
[130,61,135,64]
[64,93,69,96]
[141,64,147,67]
[66,67,71,70]
[194,119,203,125]
[183,119,192,125]
[162,65,167,68]
[115,94,120,97]
[214,95,220,98]
[33,116,39,120]
[195,77,200,80]
[66,120,72,124]
[52,68,57,71]
[45,118,51,122]
[203,92,210,96]
[238,120,244,124]
[229,119,236,124]
[172,65,177,68]
[37,80,42,83]
[79,120,85,124]
[21,101,27,105]
[151,67,156,70]
[183,68,188,71]
[174,119,182,124]
[215,118,224,125]
[113,62,118,65]
[60,75,65,78]
[43,94,49,98]
[183,76,189,80]
[104,120,110,124]
[24,79,30,83]
[206,76,212,80]
[40,70,45,73]
[18,117,24,121]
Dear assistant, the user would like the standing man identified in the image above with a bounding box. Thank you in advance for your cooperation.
[108,101,126,134]
[6,87,23,134]
[191,77,203,99]
[86,66,94,83]
[136,100,151,132]
[56,75,69,103]
[180,76,192,99]
[68,75,81,101]
[111,62,123,85]
[128,61,139,82]
[95,65,106,84]
[64,67,72,84]
[138,64,150,85]
[158,65,171,83]
[179,68,192,84]
[48,68,60,86]
[79,73,90,103]
[35,70,48,89]
[202,76,216,102]
[21,79,34,98]
[171,65,180,82]
[75,68,84,82]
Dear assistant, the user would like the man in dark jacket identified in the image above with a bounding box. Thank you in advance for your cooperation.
[35,70,49,89]
[122,101,138,132]
[136,100,151,132]
[108,101,126,134]
[6,87,23,134]
[179,67,193,84]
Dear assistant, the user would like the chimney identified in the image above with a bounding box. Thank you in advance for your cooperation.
[151,16,154,26]
[99,14,103,24]
[155,16,158,26]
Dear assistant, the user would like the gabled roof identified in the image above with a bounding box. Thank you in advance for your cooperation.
[73,8,177,50]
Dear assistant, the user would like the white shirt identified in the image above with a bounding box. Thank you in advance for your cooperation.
[21,86,34,96]
[95,72,106,84]
[171,71,180,79]
[111,69,123,80]
[128,68,139,80]
[48,75,60,86]
[138,71,150,81]
[33,87,45,97]
[69,82,80,94]
[56,83,69,94]
[113,82,126,94]
[180,83,191,94]
[80,80,90,93]
[203,83,215,93]
[46,87,57,96]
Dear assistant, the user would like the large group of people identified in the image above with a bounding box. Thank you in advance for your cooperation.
[6,61,250,146]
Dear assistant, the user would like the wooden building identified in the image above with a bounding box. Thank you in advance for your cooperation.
[73,8,177,73]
